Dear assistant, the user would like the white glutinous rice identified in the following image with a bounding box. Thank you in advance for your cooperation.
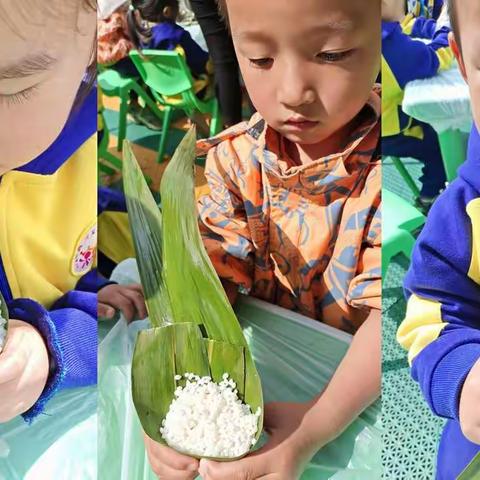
[160,373,261,458]
[0,299,6,353]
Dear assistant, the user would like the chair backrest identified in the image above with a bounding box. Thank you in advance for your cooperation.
[129,50,194,97]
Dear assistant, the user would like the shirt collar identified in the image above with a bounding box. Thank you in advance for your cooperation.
[245,87,380,177]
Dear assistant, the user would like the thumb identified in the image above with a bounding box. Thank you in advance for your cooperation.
[98,303,115,319]
[199,455,269,480]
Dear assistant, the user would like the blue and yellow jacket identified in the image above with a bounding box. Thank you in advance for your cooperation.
[145,21,210,77]
[398,125,480,477]
[382,16,453,137]
[0,88,100,421]
[407,0,444,20]
[98,186,135,271]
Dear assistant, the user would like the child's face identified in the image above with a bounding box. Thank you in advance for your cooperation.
[450,0,480,129]
[382,0,406,21]
[0,1,95,174]
[226,0,380,147]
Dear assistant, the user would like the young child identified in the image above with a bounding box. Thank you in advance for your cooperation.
[382,0,453,211]
[407,0,444,20]
[143,0,382,478]
[0,0,143,426]
[397,0,480,478]
[98,1,163,130]
[127,0,211,79]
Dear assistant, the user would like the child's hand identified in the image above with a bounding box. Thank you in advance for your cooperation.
[199,401,318,480]
[98,284,147,322]
[0,320,49,423]
[143,432,199,479]
[459,358,480,444]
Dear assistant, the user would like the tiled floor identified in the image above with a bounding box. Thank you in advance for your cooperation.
[382,158,444,479]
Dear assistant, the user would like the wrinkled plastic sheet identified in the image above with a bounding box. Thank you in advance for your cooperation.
[99,259,381,480]
[0,386,96,480]
[403,66,473,134]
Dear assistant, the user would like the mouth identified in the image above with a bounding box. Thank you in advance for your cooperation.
[284,117,319,131]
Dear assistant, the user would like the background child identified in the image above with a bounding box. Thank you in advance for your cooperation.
[98,1,163,130]
[382,0,453,211]
[142,0,382,478]
[127,0,211,79]
[0,0,143,425]
[397,0,480,478]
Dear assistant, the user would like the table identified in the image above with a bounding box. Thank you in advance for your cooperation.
[98,259,382,480]
[0,387,97,480]
[403,67,473,182]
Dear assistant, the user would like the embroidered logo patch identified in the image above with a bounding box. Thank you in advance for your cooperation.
[72,224,97,276]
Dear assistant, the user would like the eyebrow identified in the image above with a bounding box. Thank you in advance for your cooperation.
[236,20,355,42]
[0,53,57,80]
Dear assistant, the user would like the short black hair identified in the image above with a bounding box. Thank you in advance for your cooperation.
[448,0,460,47]
[127,0,179,50]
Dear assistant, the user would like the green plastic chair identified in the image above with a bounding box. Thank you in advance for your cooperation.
[98,68,163,152]
[382,189,426,277]
[98,109,122,177]
[388,156,421,201]
[437,129,469,183]
[129,50,222,163]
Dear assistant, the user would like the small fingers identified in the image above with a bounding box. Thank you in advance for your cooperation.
[111,293,135,322]
[127,283,144,294]
[98,302,115,319]
[121,288,147,320]
[144,434,199,472]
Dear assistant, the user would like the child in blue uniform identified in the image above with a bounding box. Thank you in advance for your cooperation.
[397,1,480,477]
[0,0,144,425]
[382,0,453,211]
[127,0,211,78]
[407,0,444,20]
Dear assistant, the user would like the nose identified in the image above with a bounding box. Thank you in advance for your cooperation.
[277,61,316,108]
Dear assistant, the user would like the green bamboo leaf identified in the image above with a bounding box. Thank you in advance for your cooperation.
[126,128,264,457]
[132,323,209,443]
[122,141,172,326]
[160,127,246,343]
[206,339,246,397]
[457,452,480,480]
[0,290,8,352]
[160,127,263,436]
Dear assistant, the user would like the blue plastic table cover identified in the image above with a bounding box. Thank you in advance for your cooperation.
[98,259,381,480]
[403,66,473,134]
[0,386,96,480]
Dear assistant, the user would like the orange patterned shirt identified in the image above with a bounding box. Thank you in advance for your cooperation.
[196,90,381,333]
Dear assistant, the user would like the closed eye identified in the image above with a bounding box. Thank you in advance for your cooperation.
[248,57,274,69]
[0,84,40,107]
[316,49,355,63]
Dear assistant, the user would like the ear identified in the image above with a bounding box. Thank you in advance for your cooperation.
[449,31,467,83]
[162,5,174,19]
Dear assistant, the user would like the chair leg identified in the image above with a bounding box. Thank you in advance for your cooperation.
[209,100,221,136]
[390,157,421,200]
[400,231,416,260]
[437,129,469,183]
[117,88,129,151]
[382,252,391,279]
[157,107,173,163]
[382,230,417,278]
[102,151,123,171]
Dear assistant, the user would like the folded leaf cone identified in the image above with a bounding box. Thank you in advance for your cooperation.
[123,129,263,460]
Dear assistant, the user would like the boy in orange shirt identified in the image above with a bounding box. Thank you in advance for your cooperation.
[144,0,382,478]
